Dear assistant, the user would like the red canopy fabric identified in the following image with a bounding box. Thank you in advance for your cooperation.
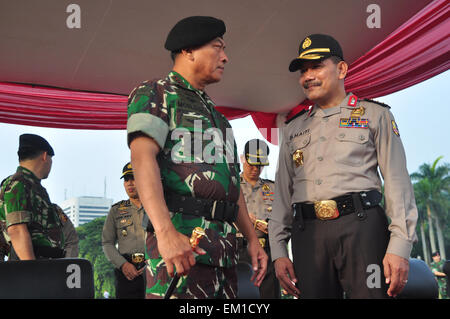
[0,0,448,144]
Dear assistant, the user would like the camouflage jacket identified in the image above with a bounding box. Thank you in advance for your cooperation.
[127,71,240,267]
[0,166,64,250]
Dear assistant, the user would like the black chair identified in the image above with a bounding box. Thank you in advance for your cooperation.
[397,258,439,299]
[0,258,94,298]
[236,261,260,299]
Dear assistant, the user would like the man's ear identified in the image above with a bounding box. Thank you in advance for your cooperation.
[337,61,348,80]
[181,48,195,61]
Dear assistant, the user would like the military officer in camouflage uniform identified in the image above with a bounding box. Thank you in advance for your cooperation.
[269,34,418,299]
[0,134,64,260]
[430,251,447,299]
[53,204,79,258]
[239,139,280,299]
[102,162,146,299]
[127,16,267,299]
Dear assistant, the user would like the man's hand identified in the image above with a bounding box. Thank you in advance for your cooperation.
[383,253,409,297]
[156,227,205,277]
[121,262,144,281]
[274,257,300,298]
[247,239,268,287]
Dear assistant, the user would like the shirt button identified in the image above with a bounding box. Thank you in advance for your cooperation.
[322,117,329,122]
[317,156,323,161]
[319,136,326,142]
[339,133,345,138]
[303,140,308,145]
[359,135,365,141]
[315,179,322,185]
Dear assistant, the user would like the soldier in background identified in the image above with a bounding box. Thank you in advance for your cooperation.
[53,204,79,258]
[430,251,448,299]
[102,162,146,299]
[239,139,280,299]
[0,134,64,260]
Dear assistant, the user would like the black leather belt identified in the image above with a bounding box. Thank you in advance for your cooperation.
[165,193,239,224]
[294,190,382,221]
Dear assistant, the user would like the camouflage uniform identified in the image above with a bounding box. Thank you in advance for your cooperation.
[127,71,241,298]
[431,260,448,299]
[0,167,64,259]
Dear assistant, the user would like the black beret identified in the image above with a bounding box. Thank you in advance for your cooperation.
[120,162,133,179]
[289,34,344,72]
[18,133,54,157]
[165,16,226,52]
[244,139,270,166]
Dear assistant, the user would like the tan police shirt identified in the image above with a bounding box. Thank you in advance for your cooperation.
[269,93,418,261]
[240,175,275,238]
[54,204,79,258]
[102,199,146,269]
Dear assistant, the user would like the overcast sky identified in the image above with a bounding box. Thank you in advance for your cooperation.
[0,70,449,206]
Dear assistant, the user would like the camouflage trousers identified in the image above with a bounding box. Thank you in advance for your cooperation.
[144,232,237,299]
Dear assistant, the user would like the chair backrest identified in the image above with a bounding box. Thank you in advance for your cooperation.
[397,258,439,299]
[0,258,94,299]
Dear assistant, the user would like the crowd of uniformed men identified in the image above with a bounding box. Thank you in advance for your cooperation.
[0,15,446,299]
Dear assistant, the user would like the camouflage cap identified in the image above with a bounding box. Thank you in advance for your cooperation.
[165,16,226,52]
[289,34,344,72]
[120,162,133,179]
[244,139,270,166]
[18,133,54,157]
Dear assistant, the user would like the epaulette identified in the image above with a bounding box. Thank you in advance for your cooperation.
[285,109,307,125]
[262,178,275,184]
[363,98,391,109]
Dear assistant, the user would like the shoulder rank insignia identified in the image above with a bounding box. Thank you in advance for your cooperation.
[392,120,400,136]
[363,98,391,109]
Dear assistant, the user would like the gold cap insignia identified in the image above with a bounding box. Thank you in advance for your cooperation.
[302,37,312,49]
[293,149,304,167]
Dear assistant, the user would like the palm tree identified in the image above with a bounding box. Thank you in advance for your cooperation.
[411,156,450,260]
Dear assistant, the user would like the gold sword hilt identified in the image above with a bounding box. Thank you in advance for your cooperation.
[189,227,206,250]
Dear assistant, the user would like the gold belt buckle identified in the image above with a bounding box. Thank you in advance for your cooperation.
[131,253,145,264]
[313,200,339,220]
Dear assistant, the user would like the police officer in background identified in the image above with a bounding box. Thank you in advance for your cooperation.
[53,204,79,258]
[269,34,418,299]
[102,162,146,299]
[239,139,280,299]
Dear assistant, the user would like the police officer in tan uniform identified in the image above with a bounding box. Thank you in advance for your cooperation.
[53,204,79,258]
[102,162,146,298]
[239,139,280,299]
[269,34,418,299]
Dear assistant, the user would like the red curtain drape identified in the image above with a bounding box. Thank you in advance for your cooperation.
[0,0,448,144]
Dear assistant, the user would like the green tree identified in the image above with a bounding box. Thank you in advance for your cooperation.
[77,216,115,298]
[411,156,450,261]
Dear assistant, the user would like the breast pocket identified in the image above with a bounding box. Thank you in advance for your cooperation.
[334,129,369,166]
[290,134,311,174]
[116,217,133,237]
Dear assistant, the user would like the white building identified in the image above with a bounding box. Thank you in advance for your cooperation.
[60,196,113,227]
